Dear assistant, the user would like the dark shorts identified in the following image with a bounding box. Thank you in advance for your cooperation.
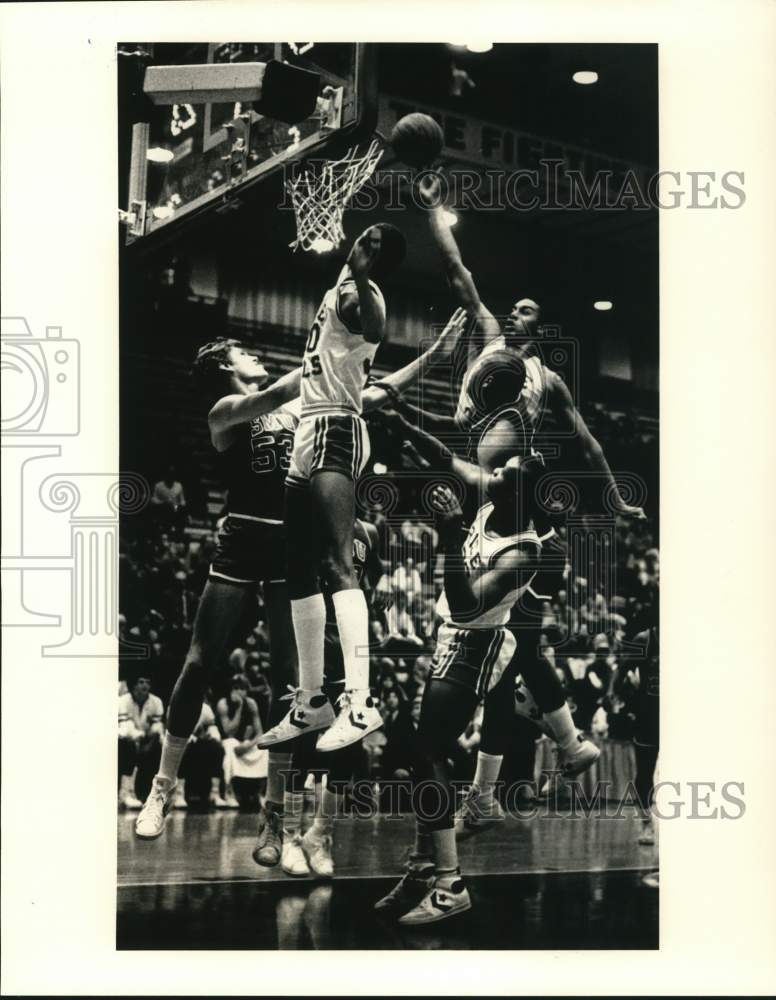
[209,514,286,586]
[430,623,518,698]
[287,414,370,487]
[633,664,659,749]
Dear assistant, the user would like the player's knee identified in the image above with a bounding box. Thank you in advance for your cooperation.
[319,551,354,590]
[178,652,208,692]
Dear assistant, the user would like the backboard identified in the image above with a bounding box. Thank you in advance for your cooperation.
[120,43,375,246]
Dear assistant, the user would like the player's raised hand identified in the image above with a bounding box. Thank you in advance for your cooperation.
[429,484,464,539]
[416,170,444,208]
[347,226,381,275]
[429,307,468,357]
[371,575,394,613]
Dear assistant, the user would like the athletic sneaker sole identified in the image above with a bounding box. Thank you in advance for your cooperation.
[134,824,168,841]
[562,746,601,778]
[398,897,472,926]
[281,864,312,878]
[454,814,503,839]
[316,716,383,752]
[255,714,335,749]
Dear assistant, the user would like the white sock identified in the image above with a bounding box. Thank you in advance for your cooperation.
[543,703,579,752]
[311,784,339,837]
[291,593,327,691]
[431,827,459,875]
[157,732,189,784]
[472,751,503,801]
[331,588,370,690]
[283,791,304,838]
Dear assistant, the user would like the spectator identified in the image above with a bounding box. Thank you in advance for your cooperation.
[413,655,432,690]
[179,701,226,810]
[216,674,267,809]
[150,464,187,537]
[118,674,166,806]
[382,591,424,654]
[391,556,423,609]
[393,659,417,701]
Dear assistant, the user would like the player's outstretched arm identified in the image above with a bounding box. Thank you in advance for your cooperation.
[417,172,501,343]
[345,231,386,343]
[207,367,301,436]
[362,521,393,612]
[545,370,646,519]
[432,486,540,621]
[375,407,484,491]
[362,307,467,412]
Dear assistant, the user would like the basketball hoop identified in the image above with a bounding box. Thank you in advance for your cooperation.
[285,139,383,253]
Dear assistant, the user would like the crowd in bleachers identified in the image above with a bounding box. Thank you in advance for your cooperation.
[118,389,658,811]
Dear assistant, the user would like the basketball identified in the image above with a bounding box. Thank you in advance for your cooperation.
[390,112,445,167]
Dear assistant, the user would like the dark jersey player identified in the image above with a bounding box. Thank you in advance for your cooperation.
[256,519,390,879]
[136,314,463,846]
[397,171,645,523]
[135,339,304,839]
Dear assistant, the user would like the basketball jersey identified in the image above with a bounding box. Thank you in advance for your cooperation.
[436,502,541,628]
[455,336,546,445]
[509,527,563,630]
[300,273,385,418]
[219,398,300,522]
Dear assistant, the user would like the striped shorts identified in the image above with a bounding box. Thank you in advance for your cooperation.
[430,622,517,698]
[287,413,370,488]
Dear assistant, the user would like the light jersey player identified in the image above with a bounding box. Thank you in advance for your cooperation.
[377,408,600,777]
[376,461,547,926]
[259,518,390,879]
[258,225,464,756]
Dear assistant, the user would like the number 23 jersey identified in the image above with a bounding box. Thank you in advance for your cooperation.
[300,275,385,418]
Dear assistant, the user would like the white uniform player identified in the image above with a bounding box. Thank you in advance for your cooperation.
[431,501,542,699]
[287,270,385,489]
[454,338,546,433]
[259,222,407,759]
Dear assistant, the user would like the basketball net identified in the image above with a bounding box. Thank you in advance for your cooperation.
[286,139,383,253]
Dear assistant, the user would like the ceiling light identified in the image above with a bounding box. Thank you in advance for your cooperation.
[593,300,613,311]
[572,71,599,85]
[147,147,174,164]
[466,43,493,53]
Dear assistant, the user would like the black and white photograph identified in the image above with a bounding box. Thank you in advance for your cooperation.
[1,2,775,994]
[116,40,660,950]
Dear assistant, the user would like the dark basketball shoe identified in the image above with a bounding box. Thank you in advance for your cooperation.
[252,806,283,867]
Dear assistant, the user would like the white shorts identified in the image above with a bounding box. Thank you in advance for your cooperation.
[287,413,370,488]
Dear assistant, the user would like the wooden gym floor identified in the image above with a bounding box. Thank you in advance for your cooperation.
[117,809,658,950]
